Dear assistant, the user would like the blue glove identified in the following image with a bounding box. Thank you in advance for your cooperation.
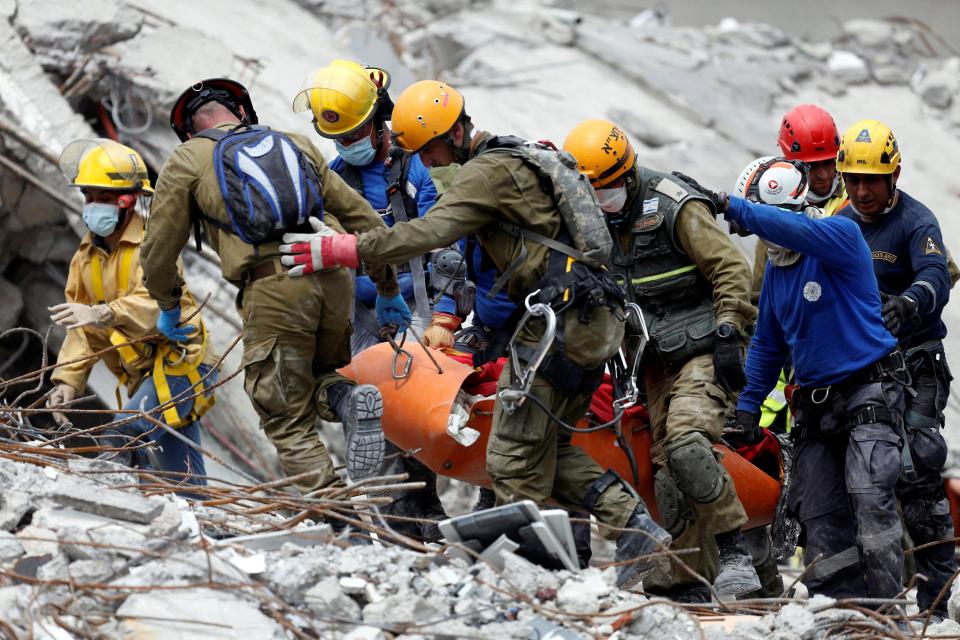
[156,306,195,343]
[375,294,412,333]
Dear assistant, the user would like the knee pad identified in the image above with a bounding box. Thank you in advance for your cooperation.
[654,467,692,537]
[903,498,954,543]
[666,432,724,504]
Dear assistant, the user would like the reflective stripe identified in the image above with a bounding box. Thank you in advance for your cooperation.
[760,370,789,429]
[630,264,696,284]
[808,545,860,581]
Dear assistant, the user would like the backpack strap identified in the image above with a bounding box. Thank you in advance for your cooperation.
[338,162,365,195]
[487,222,588,300]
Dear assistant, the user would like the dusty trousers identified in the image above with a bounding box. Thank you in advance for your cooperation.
[787,377,906,600]
[642,354,748,588]
[896,344,955,616]
[485,362,638,538]
[238,265,355,494]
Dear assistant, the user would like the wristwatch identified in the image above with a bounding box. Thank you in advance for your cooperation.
[716,323,737,340]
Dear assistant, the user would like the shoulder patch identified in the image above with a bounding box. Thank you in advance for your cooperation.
[643,197,659,214]
[872,250,898,264]
[652,177,688,203]
[925,236,943,256]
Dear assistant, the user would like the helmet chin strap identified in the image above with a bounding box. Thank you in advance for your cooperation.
[849,182,898,218]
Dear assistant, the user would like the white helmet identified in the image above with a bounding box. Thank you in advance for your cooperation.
[735,156,809,210]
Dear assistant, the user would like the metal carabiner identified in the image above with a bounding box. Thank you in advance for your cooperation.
[810,386,831,405]
[164,345,188,367]
[613,303,649,411]
[381,326,413,380]
[499,296,557,414]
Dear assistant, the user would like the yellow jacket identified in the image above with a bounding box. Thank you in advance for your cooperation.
[51,213,211,396]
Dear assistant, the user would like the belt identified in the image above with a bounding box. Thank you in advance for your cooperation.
[239,259,282,286]
[798,349,905,405]
[905,339,943,359]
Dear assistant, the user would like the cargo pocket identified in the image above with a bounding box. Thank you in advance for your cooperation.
[846,426,901,494]
[906,424,948,476]
[242,336,285,419]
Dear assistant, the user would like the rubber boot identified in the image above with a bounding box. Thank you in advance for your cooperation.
[614,504,672,590]
[328,383,385,482]
[473,487,497,512]
[714,528,762,600]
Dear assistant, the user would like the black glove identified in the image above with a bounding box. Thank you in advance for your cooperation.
[671,171,728,213]
[728,220,752,237]
[733,409,762,445]
[713,323,747,393]
[881,293,920,337]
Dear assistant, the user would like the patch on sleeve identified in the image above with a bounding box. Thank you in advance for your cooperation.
[872,250,898,264]
[925,236,943,256]
[643,198,659,214]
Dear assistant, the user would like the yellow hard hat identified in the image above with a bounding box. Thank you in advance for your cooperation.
[391,80,465,153]
[836,119,901,175]
[59,138,153,194]
[562,119,636,188]
[292,60,390,139]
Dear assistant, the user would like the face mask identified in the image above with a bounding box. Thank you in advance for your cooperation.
[764,205,822,267]
[596,186,628,213]
[805,174,839,205]
[428,163,461,194]
[335,136,377,166]
[82,202,120,237]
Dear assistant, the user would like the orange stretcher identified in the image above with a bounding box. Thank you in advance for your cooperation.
[342,343,781,530]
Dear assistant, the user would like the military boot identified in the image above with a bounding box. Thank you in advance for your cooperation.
[473,487,497,512]
[714,528,762,600]
[614,504,672,590]
[328,383,385,482]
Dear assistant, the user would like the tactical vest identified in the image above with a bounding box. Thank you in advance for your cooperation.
[611,168,717,367]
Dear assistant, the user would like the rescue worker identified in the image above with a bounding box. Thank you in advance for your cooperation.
[293,60,449,539]
[293,60,441,352]
[140,78,404,497]
[563,119,762,600]
[279,80,672,588]
[48,139,215,489]
[705,158,907,602]
[834,120,955,620]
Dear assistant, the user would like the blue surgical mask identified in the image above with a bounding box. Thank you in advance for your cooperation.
[82,202,120,237]
[336,136,377,166]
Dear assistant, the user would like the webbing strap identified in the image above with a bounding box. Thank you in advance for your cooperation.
[488,222,587,300]
[860,523,902,551]
[109,329,144,365]
[904,409,939,430]
[90,246,135,304]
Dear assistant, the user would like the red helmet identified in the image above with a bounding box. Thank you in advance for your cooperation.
[777,104,839,162]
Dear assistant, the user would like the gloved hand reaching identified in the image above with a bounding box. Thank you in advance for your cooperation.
[713,323,747,393]
[156,305,195,343]
[881,293,920,337]
[731,409,761,445]
[47,383,77,426]
[422,312,462,349]
[671,172,729,213]
[376,294,412,333]
[48,303,114,330]
[279,216,360,276]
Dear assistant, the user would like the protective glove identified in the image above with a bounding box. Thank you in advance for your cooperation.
[47,383,76,426]
[881,293,920,337]
[713,323,747,393]
[279,216,360,276]
[422,312,462,349]
[375,294,412,333]
[732,409,762,445]
[48,302,114,330]
[671,171,729,213]
[156,305,195,343]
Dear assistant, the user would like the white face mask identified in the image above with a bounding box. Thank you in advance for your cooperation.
[764,205,822,267]
[596,186,627,213]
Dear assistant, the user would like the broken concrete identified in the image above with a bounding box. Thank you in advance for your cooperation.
[49,480,164,524]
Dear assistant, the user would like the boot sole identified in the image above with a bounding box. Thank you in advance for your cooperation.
[714,568,762,601]
[345,385,385,482]
[616,530,672,591]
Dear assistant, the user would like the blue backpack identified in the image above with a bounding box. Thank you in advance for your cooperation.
[195,125,323,246]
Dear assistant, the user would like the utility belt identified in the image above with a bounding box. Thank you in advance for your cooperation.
[513,343,605,396]
[112,325,215,428]
[235,259,283,289]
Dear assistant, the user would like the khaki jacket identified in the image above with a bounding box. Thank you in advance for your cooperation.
[358,132,622,367]
[140,121,398,309]
[51,214,210,394]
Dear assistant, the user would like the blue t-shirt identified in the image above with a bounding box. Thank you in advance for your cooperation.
[331,154,451,311]
[464,236,517,330]
[836,190,950,346]
[726,196,898,413]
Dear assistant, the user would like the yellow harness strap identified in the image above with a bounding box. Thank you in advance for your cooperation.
[90,246,134,304]
[151,316,214,428]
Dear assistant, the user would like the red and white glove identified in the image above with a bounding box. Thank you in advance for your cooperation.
[279,216,360,276]
[422,312,462,350]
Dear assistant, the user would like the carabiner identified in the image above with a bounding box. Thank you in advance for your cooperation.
[382,327,413,380]
[499,301,557,414]
[810,386,831,405]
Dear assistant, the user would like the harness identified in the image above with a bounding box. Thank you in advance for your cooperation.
[90,246,214,427]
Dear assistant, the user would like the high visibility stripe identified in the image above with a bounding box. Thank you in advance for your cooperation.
[630,264,696,285]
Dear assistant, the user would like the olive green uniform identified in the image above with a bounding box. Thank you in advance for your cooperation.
[357,132,637,535]
[141,121,398,493]
[610,167,757,587]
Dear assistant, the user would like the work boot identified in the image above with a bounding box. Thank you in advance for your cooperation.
[614,505,672,590]
[329,383,385,482]
[473,487,497,512]
[714,528,762,600]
